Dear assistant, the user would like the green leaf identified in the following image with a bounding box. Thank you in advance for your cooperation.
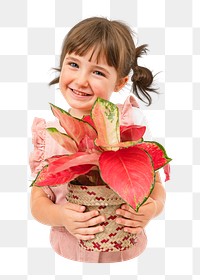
[47,127,78,153]
[91,98,120,150]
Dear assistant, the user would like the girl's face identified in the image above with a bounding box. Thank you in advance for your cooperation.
[59,49,128,118]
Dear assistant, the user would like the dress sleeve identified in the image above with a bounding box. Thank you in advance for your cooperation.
[29,117,47,179]
[131,107,153,141]
[118,95,152,140]
[29,117,68,179]
[29,117,67,202]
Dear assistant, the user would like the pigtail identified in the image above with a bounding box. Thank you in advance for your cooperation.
[49,68,61,86]
[131,44,157,106]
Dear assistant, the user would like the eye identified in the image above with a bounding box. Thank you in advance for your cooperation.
[94,70,105,77]
[69,62,79,68]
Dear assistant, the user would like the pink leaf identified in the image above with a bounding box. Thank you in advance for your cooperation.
[99,146,155,211]
[47,127,78,153]
[120,125,146,142]
[163,164,170,182]
[48,152,100,174]
[82,115,95,128]
[50,103,97,145]
[35,164,95,186]
[45,155,64,164]
[137,141,172,170]
[77,135,96,152]
[31,165,49,187]
[95,139,141,150]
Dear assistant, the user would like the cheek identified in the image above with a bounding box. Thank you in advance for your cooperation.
[93,80,115,95]
[59,71,64,85]
[59,71,69,89]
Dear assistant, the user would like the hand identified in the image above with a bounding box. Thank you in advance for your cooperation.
[115,197,157,235]
[57,202,106,241]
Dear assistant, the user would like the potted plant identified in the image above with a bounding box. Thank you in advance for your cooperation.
[31,97,171,252]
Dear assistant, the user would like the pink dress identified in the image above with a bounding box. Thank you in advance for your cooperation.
[29,96,148,263]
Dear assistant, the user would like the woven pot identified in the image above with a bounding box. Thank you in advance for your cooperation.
[66,183,137,252]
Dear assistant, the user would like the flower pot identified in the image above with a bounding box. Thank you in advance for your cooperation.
[66,183,137,252]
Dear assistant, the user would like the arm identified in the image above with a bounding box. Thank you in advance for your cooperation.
[30,186,106,240]
[115,172,166,234]
[149,172,166,217]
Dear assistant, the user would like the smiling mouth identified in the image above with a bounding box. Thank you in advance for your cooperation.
[70,88,92,97]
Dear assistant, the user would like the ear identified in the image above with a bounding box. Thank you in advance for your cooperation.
[114,76,129,92]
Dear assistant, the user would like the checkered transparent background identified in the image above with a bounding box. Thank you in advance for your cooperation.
[0,0,199,279]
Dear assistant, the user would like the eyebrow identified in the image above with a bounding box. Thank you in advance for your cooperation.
[65,56,80,63]
[65,56,111,76]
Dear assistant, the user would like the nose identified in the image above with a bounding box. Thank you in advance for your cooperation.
[75,70,89,88]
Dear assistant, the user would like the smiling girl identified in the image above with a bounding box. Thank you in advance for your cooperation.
[29,17,166,262]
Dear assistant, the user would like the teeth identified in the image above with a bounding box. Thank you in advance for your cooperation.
[73,89,89,96]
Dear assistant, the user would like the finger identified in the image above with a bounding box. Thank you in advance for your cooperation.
[116,209,142,223]
[115,217,135,227]
[65,202,86,212]
[77,210,101,222]
[124,226,143,235]
[120,204,143,216]
[79,214,106,227]
[76,225,105,235]
[121,204,135,213]
[75,234,95,241]
[120,204,144,216]
[116,209,134,220]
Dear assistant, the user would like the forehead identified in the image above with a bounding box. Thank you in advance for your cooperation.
[69,47,109,65]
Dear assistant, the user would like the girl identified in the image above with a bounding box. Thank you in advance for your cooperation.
[30,17,166,263]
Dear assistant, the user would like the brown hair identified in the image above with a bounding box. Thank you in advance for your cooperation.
[50,17,158,105]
